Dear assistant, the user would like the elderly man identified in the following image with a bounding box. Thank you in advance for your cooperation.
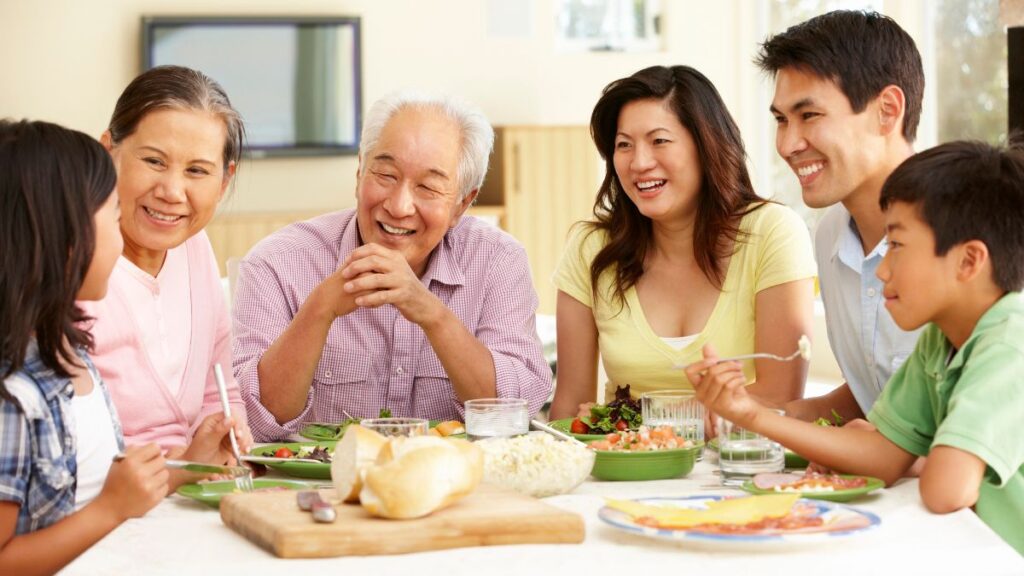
[232,92,551,441]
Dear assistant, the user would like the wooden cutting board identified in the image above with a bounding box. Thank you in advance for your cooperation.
[220,483,585,558]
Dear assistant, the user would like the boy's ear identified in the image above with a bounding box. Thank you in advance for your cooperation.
[877,85,906,137]
[956,240,991,283]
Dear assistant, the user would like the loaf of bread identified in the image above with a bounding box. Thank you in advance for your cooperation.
[359,436,483,519]
[331,424,387,502]
[428,420,466,437]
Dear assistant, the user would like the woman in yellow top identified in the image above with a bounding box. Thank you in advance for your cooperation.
[549,65,816,421]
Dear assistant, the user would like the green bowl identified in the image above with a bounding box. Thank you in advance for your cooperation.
[176,479,308,508]
[548,417,623,442]
[300,419,444,441]
[740,475,884,502]
[589,442,703,481]
[252,441,336,479]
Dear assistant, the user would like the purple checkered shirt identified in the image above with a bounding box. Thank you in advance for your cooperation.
[232,209,552,441]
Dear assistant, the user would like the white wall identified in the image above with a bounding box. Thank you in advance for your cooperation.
[1,0,773,214]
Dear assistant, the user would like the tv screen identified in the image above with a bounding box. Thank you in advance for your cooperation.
[142,16,362,157]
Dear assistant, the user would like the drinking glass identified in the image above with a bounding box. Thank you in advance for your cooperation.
[717,411,784,486]
[641,390,706,457]
[359,417,429,437]
[464,398,528,441]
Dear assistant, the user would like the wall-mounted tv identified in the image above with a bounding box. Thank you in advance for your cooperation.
[142,16,362,158]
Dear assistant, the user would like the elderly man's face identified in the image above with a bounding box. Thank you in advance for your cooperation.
[355,107,473,277]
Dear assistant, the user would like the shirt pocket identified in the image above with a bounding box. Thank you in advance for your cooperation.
[314,344,371,386]
[28,422,73,520]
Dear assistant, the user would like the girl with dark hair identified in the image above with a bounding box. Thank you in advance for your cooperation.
[0,119,168,574]
[81,66,253,489]
[549,66,816,424]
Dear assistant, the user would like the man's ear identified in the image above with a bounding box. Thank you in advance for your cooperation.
[877,85,906,137]
[957,239,991,283]
[99,130,114,152]
[453,188,479,220]
[355,155,363,200]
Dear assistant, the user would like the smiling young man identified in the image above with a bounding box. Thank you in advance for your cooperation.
[755,11,926,423]
[232,92,552,440]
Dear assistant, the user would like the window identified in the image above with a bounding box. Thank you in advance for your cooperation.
[556,0,662,52]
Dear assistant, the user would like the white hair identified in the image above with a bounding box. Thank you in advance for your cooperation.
[359,90,494,200]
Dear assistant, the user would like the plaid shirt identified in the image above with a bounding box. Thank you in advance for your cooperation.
[0,342,123,534]
[233,210,552,441]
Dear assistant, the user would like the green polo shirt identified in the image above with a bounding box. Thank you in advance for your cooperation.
[869,292,1024,556]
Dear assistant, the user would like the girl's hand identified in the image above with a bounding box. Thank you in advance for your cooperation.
[685,344,761,427]
[96,443,167,521]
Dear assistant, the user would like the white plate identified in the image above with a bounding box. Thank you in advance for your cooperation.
[598,495,880,551]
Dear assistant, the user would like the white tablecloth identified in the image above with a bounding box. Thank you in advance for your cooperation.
[63,461,1022,576]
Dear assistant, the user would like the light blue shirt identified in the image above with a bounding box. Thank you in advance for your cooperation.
[815,204,922,413]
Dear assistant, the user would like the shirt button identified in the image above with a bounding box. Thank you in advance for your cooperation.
[325,371,332,378]
[396,367,404,374]
[867,288,877,297]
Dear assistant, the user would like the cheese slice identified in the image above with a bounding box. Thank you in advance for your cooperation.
[605,494,800,529]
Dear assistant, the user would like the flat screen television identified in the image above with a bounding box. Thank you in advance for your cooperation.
[142,16,362,157]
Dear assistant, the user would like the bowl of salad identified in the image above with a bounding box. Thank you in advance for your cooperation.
[588,426,703,481]
[549,385,644,442]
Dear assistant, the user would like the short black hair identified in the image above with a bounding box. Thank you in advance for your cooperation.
[755,10,924,143]
[880,140,1024,292]
[0,119,117,382]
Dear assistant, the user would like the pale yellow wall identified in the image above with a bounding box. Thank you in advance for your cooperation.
[0,0,762,215]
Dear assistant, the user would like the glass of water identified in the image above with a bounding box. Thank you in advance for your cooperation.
[464,398,528,441]
[360,417,429,437]
[641,390,706,457]
[717,411,784,486]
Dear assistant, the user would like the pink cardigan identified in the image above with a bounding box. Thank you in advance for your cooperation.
[82,231,244,450]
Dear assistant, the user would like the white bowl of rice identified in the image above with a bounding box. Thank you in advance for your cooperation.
[476,432,595,498]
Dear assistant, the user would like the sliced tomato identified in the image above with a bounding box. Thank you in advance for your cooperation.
[614,419,629,431]
[570,418,591,434]
[273,447,294,458]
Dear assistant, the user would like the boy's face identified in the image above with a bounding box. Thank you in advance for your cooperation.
[876,201,959,331]
[770,68,891,209]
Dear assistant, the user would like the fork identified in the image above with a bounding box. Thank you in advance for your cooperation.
[714,334,812,365]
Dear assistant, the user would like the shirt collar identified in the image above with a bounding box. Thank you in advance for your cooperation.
[938,292,1022,372]
[21,340,75,402]
[833,208,889,270]
[340,212,465,288]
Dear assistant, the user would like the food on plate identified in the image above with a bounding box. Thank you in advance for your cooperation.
[331,425,388,502]
[428,420,466,437]
[476,432,595,497]
[605,493,825,533]
[588,425,694,452]
[570,385,642,435]
[753,471,869,493]
[304,408,396,439]
[263,445,332,462]
[359,436,483,519]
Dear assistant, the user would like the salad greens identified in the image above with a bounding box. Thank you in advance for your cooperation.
[583,385,643,434]
[814,409,845,428]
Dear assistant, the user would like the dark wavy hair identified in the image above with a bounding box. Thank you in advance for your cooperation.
[755,10,924,143]
[0,119,117,389]
[880,139,1024,292]
[586,65,766,304]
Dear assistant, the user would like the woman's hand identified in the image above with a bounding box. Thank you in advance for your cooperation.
[184,413,237,465]
[685,344,762,428]
[576,402,595,419]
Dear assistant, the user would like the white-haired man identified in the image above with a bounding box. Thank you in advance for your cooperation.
[232,92,551,441]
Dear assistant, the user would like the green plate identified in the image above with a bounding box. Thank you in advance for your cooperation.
[252,441,336,479]
[707,437,809,469]
[299,419,444,441]
[548,417,626,442]
[589,442,704,481]
[740,475,885,502]
[176,479,307,508]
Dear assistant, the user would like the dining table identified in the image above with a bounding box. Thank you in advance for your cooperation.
[63,456,1023,576]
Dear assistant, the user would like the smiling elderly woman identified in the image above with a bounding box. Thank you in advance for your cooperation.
[81,66,253,490]
[232,92,552,441]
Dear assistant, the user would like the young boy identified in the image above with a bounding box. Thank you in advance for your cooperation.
[688,140,1024,555]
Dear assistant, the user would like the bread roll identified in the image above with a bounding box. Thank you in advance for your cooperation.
[331,424,387,502]
[360,436,483,519]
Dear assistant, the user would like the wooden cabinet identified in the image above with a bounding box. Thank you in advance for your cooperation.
[476,126,602,315]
